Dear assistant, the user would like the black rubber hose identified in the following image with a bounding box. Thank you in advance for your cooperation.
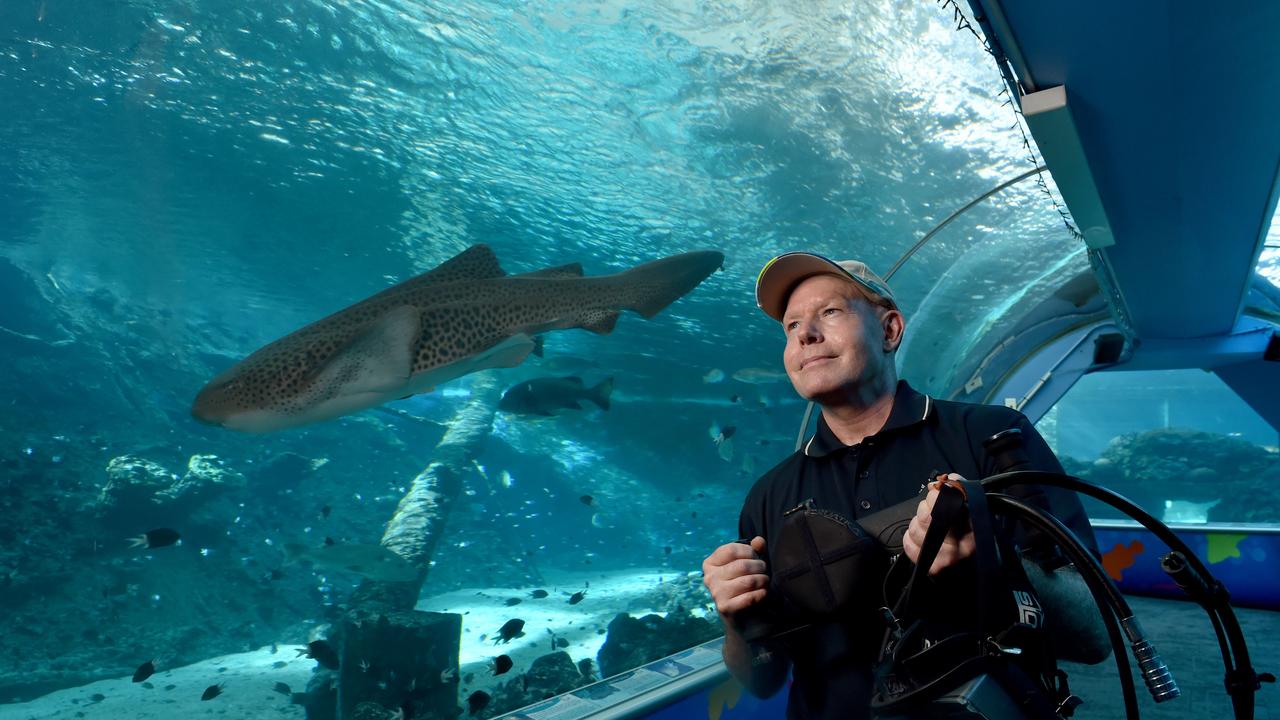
[987,494,1140,720]
[983,470,1260,719]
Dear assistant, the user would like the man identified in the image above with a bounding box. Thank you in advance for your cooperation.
[702,253,1109,719]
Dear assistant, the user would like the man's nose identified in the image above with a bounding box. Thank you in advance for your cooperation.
[797,321,822,344]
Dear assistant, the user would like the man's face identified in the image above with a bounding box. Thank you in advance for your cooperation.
[780,274,900,401]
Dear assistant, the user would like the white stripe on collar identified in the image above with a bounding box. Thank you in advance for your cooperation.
[804,434,816,456]
[922,394,932,421]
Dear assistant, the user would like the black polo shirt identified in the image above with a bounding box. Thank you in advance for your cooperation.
[737,380,1097,720]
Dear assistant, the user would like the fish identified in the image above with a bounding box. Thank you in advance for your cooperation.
[492,655,513,676]
[201,683,223,701]
[702,368,725,384]
[320,505,331,519]
[498,376,614,416]
[273,682,292,696]
[731,367,790,384]
[555,637,569,649]
[568,590,586,605]
[296,640,340,670]
[504,598,522,606]
[192,245,723,432]
[495,618,526,644]
[579,495,595,507]
[709,423,736,462]
[284,541,417,583]
[467,690,491,716]
[127,528,181,549]
[132,660,156,683]
[529,589,548,599]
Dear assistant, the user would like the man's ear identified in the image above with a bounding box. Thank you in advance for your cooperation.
[882,310,905,352]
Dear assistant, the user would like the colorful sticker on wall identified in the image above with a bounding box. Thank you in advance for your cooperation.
[1101,539,1144,581]
[708,678,743,720]
[1206,533,1247,564]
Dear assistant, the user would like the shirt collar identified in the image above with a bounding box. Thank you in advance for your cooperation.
[803,380,933,458]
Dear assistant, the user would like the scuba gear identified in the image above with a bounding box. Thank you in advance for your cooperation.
[871,475,1071,719]
[738,428,1272,719]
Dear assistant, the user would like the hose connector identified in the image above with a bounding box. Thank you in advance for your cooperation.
[1122,616,1180,702]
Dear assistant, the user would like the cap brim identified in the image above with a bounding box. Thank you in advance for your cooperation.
[755,253,851,321]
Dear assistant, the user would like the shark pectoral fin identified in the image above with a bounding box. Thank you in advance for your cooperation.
[313,305,421,395]
[580,309,620,334]
[472,334,539,371]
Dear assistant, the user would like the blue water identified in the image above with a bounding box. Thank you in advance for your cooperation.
[2,1,1276,718]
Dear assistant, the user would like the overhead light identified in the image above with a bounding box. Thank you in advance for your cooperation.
[1022,86,1115,249]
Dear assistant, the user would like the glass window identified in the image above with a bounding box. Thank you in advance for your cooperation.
[1041,370,1279,525]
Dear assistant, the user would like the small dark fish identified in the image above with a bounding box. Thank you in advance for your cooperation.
[464,672,475,684]
[691,511,697,519]
[268,569,285,581]
[128,528,180,549]
[730,394,740,403]
[492,655,513,675]
[663,546,672,555]
[467,690,491,716]
[568,590,586,605]
[271,661,287,669]
[320,505,331,519]
[297,640,340,670]
[132,660,156,683]
[579,495,595,507]
[504,598,522,606]
[90,693,105,702]
[555,637,569,649]
[142,682,153,689]
[273,682,291,696]
[529,589,549,599]
[721,426,736,440]
[522,673,529,692]
[495,618,525,644]
[201,684,222,701]
[323,536,336,546]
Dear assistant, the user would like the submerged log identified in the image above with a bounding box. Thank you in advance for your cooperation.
[327,375,502,720]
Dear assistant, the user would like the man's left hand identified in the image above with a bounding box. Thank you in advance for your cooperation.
[901,472,976,576]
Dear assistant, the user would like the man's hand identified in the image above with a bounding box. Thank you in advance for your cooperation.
[702,537,769,627]
[902,473,976,576]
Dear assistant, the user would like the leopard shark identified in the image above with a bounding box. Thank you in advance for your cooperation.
[192,245,723,432]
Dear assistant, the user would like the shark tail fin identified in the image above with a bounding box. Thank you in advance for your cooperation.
[617,251,724,318]
[589,377,614,411]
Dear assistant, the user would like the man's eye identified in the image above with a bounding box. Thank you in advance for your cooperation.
[822,307,840,316]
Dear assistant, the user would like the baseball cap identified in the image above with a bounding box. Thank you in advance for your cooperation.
[755,252,897,321]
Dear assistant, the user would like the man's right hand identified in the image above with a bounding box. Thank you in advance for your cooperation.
[702,536,770,627]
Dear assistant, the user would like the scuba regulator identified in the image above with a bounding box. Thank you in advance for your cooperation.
[735,429,1273,719]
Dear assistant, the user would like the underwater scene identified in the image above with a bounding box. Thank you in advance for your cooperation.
[2,1,1277,719]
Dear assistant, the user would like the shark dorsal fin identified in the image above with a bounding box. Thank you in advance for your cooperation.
[392,245,506,295]
[513,262,584,280]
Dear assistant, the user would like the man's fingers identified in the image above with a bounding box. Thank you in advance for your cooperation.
[721,588,768,616]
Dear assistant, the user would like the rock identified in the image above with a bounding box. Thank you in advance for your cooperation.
[156,454,247,504]
[337,609,461,720]
[597,611,720,678]
[95,455,176,519]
